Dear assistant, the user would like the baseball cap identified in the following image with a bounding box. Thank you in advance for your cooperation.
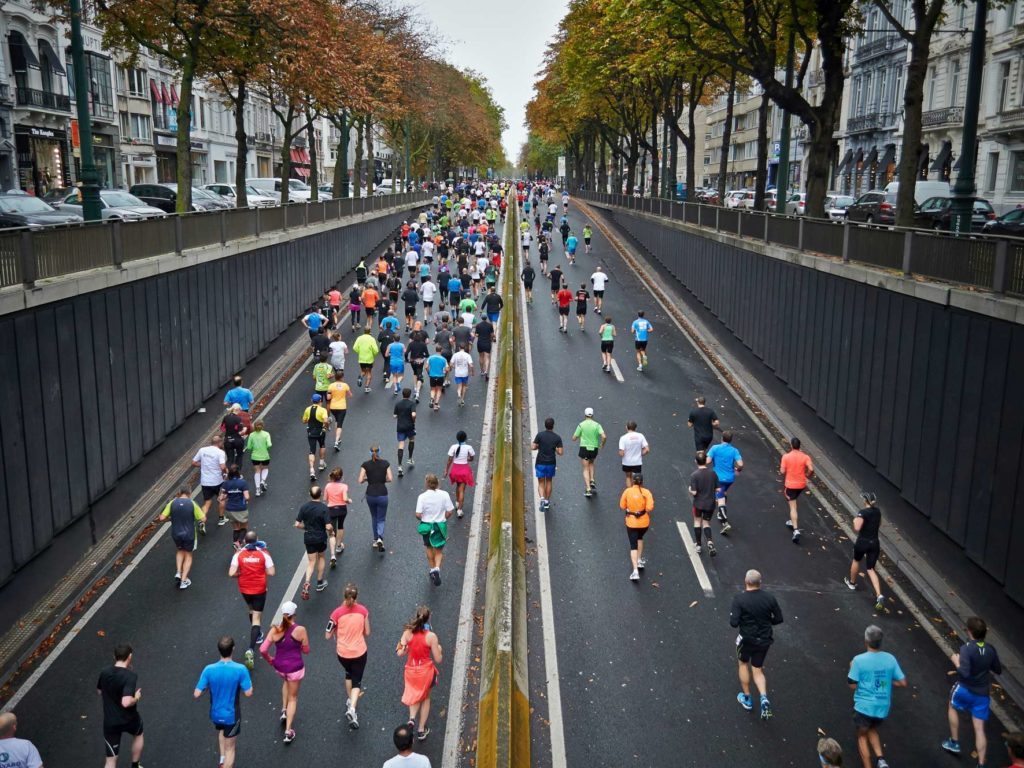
[281,601,298,617]
[584,407,594,417]
[311,394,322,402]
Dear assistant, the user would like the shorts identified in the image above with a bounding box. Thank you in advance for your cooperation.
[694,436,712,452]
[576,306,587,316]
[558,306,570,316]
[477,342,492,354]
[390,363,404,375]
[304,537,328,555]
[397,430,415,442]
[225,507,249,524]
[622,464,642,474]
[214,721,241,738]
[523,281,534,289]
[201,484,222,501]
[339,652,367,687]
[307,434,326,453]
[593,290,604,297]
[585,238,592,244]
[454,376,469,385]
[423,301,433,308]
[487,312,499,323]
[277,667,306,682]
[331,409,347,427]
[242,592,267,612]
[950,683,991,721]
[716,481,734,500]
[359,363,373,373]
[172,535,195,552]
[736,641,770,668]
[103,717,144,757]
[784,487,804,501]
[535,463,556,479]
[578,447,598,461]
[853,539,880,569]
[634,340,648,350]
[693,506,714,521]
[411,363,424,380]
[329,506,348,531]
[430,376,445,388]
[251,457,270,467]
[364,307,376,318]
[405,305,417,317]
[601,341,614,353]
[421,532,446,549]
[852,710,886,731]
[626,526,648,550]
[539,253,548,261]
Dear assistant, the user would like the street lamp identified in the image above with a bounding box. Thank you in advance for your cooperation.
[949,0,986,235]
[69,0,100,221]
[338,110,350,198]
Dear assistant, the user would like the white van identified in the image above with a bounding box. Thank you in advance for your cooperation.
[882,181,950,206]
[245,177,312,202]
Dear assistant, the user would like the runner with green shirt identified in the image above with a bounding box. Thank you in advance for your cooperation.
[245,421,272,496]
[572,407,607,498]
[157,488,206,589]
[312,357,334,401]
[351,328,380,393]
[583,224,593,253]
[599,316,616,372]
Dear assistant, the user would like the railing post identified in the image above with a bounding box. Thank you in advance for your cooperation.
[902,231,913,276]
[254,206,261,237]
[174,216,183,256]
[763,213,770,244]
[715,206,720,232]
[303,202,309,228]
[110,219,124,268]
[19,230,37,287]
[797,217,805,250]
[737,211,743,238]
[992,239,1008,294]
[842,221,851,263]
[219,210,227,245]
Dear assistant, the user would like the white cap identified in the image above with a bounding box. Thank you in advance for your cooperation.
[280,601,298,617]
[584,407,594,417]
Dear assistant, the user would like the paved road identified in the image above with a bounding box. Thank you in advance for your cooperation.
[522,203,1006,767]
[5,228,504,766]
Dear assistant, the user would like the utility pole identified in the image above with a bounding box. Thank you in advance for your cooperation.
[69,0,101,221]
[338,109,350,198]
[404,116,411,192]
[949,0,987,235]
[775,29,796,214]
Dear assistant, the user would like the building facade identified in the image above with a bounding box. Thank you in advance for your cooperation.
[704,83,775,191]
[979,0,1024,213]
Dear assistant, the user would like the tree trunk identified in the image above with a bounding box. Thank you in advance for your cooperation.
[175,56,196,213]
[717,68,737,204]
[650,107,660,199]
[894,35,930,226]
[754,92,770,210]
[685,99,698,197]
[598,138,608,193]
[279,137,293,204]
[306,109,318,201]
[625,140,637,196]
[353,116,364,197]
[233,77,248,208]
[364,116,375,196]
[332,125,344,194]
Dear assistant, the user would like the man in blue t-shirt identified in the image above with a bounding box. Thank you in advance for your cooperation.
[426,345,449,412]
[303,307,327,341]
[631,311,653,371]
[223,376,254,412]
[848,625,906,768]
[448,275,463,309]
[707,431,743,535]
[194,636,253,767]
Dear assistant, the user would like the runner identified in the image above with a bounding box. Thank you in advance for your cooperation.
[220,404,247,471]
[193,637,253,768]
[450,343,474,407]
[942,616,1003,766]
[474,314,495,380]
[258,601,309,743]
[848,625,907,768]
[618,421,650,488]
[405,329,429,403]
[630,311,653,371]
[425,345,450,412]
[844,492,885,611]
[295,485,333,599]
[348,285,363,331]
[359,443,393,552]
[328,332,348,373]
[324,467,351,566]
[396,606,443,742]
[416,473,456,585]
[447,272,463,311]
[590,265,608,314]
[556,282,572,334]
[538,238,550,276]
[730,569,783,720]
[549,264,564,305]
[707,431,743,536]
[520,227,532,254]
[779,437,814,544]
[302,394,329,481]
[223,375,254,412]
[402,280,420,330]
[386,335,407,396]
[598,315,616,373]
[532,417,564,512]
[97,643,144,768]
[572,407,606,498]
[687,396,719,452]
[361,283,380,331]
[620,473,654,582]
[192,435,227,528]
[444,430,476,518]
[302,305,328,342]
[352,327,380,393]
[219,466,251,551]
[583,223,593,253]
[689,451,719,556]
[420,276,437,322]
[228,531,275,669]
[156,489,204,589]
[0,714,42,768]
[393,388,417,476]
[326,371,352,451]
[521,260,536,305]
[481,285,503,326]
[326,584,371,730]
[311,327,331,364]
[566,231,579,265]
[355,258,368,288]
[574,283,590,331]
[559,219,571,251]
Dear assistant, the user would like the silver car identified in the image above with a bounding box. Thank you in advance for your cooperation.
[57,189,165,220]
[825,194,855,222]
[203,183,277,207]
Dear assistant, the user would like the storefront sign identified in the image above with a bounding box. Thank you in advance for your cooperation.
[28,126,58,139]
[190,140,205,151]
[156,135,176,147]
[131,155,155,166]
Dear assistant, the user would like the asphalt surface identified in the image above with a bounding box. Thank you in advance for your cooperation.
[6,229,502,766]
[523,203,1006,767]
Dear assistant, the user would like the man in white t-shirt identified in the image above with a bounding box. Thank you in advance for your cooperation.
[590,266,609,315]
[520,229,532,251]
[329,335,348,371]
[421,239,434,262]
[415,474,455,585]
[473,239,486,258]
[450,345,474,406]
[192,435,228,526]
[382,723,431,767]
[0,712,44,768]
[420,279,437,321]
[618,421,650,488]
[405,249,419,277]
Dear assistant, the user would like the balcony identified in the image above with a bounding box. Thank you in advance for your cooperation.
[855,34,898,62]
[847,112,882,133]
[922,106,965,127]
[808,69,825,87]
[984,105,1024,140]
[0,85,10,104]
[16,87,70,112]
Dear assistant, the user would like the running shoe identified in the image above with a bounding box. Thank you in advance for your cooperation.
[199,522,206,535]
[876,760,889,768]
[364,387,371,393]
[584,489,593,498]
[875,595,886,612]
[589,480,597,491]
[792,529,801,544]
[707,541,717,557]
[716,509,726,522]
[375,538,384,551]
[844,577,858,590]
[244,649,254,670]
[357,375,363,387]
[179,578,191,590]
[539,499,550,511]
[280,708,287,724]
[407,719,416,731]
[407,458,415,467]
[629,569,639,582]
[941,739,961,755]
[736,692,752,711]
[636,365,643,371]
[301,581,311,600]
[174,573,181,587]
[694,544,702,554]
[334,442,341,452]
[316,580,327,592]
[255,632,264,645]
[217,517,227,527]
[345,704,355,725]
[720,522,732,535]
[330,557,337,570]
[310,472,317,482]
[336,543,345,554]
[349,709,359,730]
[283,729,296,744]
[641,353,648,367]
[637,558,647,570]
[318,460,326,471]
[457,507,464,519]
[416,728,430,742]
[397,467,405,478]
[760,697,773,720]
[785,519,794,528]
[430,569,440,586]
[260,483,268,495]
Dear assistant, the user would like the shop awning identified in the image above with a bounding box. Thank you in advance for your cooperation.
[150,79,162,103]
[836,148,853,174]
[160,82,170,106]
[37,39,65,75]
[169,85,179,106]
[290,147,311,165]
[930,140,952,171]
[865,146,878,166]
[853,147,864,168]
[8,31,39,70]
[293,165,310,178]
[917,144,930,172]
[879,143,896,169]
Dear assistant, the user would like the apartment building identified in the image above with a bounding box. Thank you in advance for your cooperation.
[979,0,1024,212]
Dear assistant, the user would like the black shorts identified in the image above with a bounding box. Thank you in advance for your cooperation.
[576,306,587,316]
[214,721,241,738]
[634,340,648,351]
[201,484,222,501]
[359,363,373,373]
[423,301,433,308]
[601,341,614,353]
[523,281,534,289]
[784,487,804,501]
[558,306,570,316]
[477,342,492,354]
[693,506,715,521]
[242,592,267,612]
[430,376,445,388]
[853,710,886,731]
[329,506,348,531]
[172,535,195,552]
[405,305,417,317]
[694,436,712,452]
[736,641,770,668]
[364,307,376,318]
[307,434,326,453]
[103,717,143,757]
[578,447,598,461]
[410,363,424,379]
[853,539,880,569]
[251,458,270,467]
[585,238,592,244]
[338,652,367,687]
[622,464,642,474]
[305,537,328,555]
[331,409,347,427]
[593,290,604,297]
[626,526,648,550]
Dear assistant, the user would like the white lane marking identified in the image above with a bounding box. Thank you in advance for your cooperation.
[609,358,625,383]
[676,522,715,598]
[517,219,568,768]
[441,229,505,768]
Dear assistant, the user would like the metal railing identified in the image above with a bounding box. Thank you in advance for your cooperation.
[1,192,430,288]
[578,191,1024,298]
[15,87,70,111]
[922,106,965,127]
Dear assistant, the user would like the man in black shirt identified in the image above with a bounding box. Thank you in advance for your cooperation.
[98,643,144,768]
[549,266,563,304]
[402,282,420,330]
[474,317,495,379]
[845,492,885,611]
[687,395,720,451]
[689,451,719,556]
[729,569,783,720]
[311,327,331,363]
[295,485,334,597]
[532,416,564,512]
[521,260,536,304]
[393,388,417,477]
[405,336,429,403]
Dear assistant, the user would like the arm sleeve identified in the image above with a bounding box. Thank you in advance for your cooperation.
[159,502,172,519]
[196,667,209,692]
[729,596,741,628]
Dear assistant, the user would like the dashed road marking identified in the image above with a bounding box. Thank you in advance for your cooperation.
[676,522,715,598]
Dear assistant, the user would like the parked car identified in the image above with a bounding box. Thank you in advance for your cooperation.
[761,190,803,214]
[788,192,807,216]
[734,191,757,210]
[882,180,951,206]
[129,183,227,213]
[317,184,334,198]
[912,196,996,232]
[41,187,74,205]
[982,207,1024,237]
[246,177,312,201]
[375,179,396,196]
[723,190,746,208]
[825,194,856,222]
[844,190,898,225]
[55,189,165,220]
[203,183,276,207]
[0,192,83,228]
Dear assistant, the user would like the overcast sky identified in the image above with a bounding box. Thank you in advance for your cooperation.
[411,0,570,165]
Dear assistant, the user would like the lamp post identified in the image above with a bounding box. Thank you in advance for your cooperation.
[69,0,101,221]
[404,115,411,192]
[775,29,796,214]
[338,109,350,198]
[949,0,987,235]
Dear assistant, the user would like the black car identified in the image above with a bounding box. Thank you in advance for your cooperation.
[129,183,228,213]
[913,196,996,232]
[844,190,898,225]
[0,192,84,228]
[982,207,1024,237]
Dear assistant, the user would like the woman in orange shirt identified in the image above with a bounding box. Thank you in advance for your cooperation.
[619,472,654,582]
[396,605,443,742]
[326,583,370,729]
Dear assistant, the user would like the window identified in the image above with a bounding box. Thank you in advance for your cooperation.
[999,61,1012,112]
[198,97,206,130]
[878,69,888,114]
[927,66,937,109]
[985,152,999,193]
[1010,151,1024,192]
[119,110,130,137]
[124,67,146,96]
[949,60,961,107]
[1007,1,1019,25]
[853,77,863,115]
[892,68,903,114]
[130,113,151,140]
[864,72,874,112]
